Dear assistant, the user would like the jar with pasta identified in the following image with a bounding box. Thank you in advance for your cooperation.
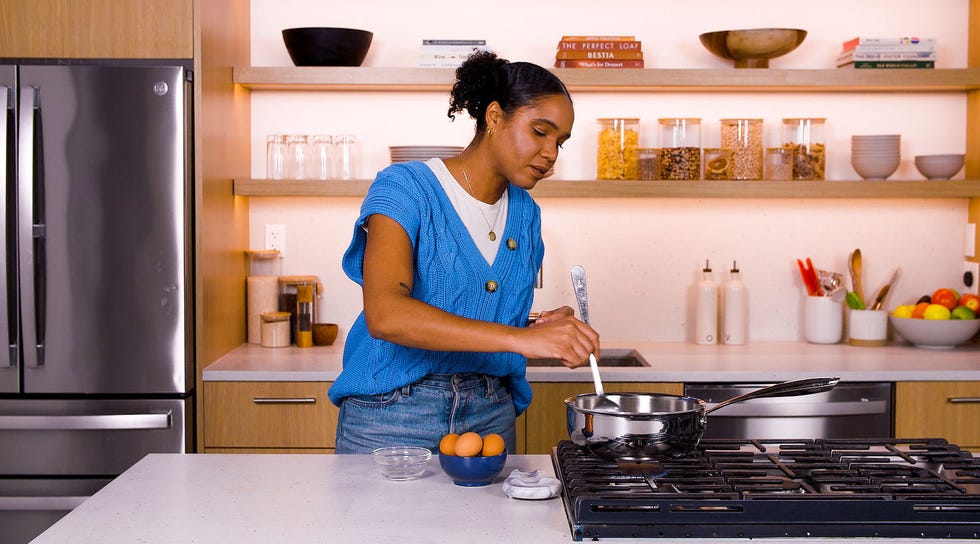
[781,118,826,180]
[596,118,640,180]
[720,118,763,180]
[703,148,733,180]
[658,118,701,180]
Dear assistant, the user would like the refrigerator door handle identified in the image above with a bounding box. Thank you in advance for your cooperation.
[0,85,11,367]
[0,412,172,430]
[0,496,88,511]
[18,85,42,368]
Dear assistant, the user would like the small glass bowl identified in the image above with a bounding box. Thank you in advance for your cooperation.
[372,446,432,481]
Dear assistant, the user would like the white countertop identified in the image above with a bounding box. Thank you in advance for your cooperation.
[203,340,980,382]
[32,453,978,544]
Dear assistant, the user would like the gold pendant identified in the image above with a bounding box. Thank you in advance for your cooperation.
[488,231,496,241]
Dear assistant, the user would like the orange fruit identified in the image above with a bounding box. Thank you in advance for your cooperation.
[911,302,930,319]
[481,433,506,456]
[453,432,483,457]
[438,433,459,456]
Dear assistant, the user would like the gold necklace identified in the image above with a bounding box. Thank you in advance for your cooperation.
[461,168,500,241]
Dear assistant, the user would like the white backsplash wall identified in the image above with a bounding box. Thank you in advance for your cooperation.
[247,0,974,348]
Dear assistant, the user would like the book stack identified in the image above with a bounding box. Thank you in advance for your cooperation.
[554,35,644,69]
[836,37,936,69]
[417,39,489,68]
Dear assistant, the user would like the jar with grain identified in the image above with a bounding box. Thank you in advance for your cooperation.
[596,118,640,180]
[720,118,763,180]
[782,118,826,180]
[658,118,701,180]
[637,148,660,180]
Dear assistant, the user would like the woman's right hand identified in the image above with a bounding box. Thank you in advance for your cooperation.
[519,312,598,369]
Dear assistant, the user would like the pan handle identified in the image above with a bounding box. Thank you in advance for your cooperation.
[704,376,840,415]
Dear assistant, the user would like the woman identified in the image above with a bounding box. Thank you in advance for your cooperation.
[329,51,599,454]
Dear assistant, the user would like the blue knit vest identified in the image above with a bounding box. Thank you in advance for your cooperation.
[328,161,544,415]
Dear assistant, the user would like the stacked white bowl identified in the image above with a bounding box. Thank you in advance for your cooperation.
[851,134,901,180]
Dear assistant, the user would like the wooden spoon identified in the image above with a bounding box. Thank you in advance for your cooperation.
[849,249,865,307]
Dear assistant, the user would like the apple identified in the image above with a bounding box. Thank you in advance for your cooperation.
[931,288,959,310]
[959,293,980,313]
[951,305,977,320]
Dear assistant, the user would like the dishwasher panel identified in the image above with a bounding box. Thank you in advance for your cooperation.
[684,382,892,440]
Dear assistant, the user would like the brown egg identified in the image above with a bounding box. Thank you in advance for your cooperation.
[438,433,458,456]
[453,432,483,457]
[481,433,505,456]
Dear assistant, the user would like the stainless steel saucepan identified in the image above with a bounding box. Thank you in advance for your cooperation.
[564,376,840,462]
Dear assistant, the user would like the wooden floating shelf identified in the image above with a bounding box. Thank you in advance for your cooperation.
[234,178,980,199]
[234,67,980,93]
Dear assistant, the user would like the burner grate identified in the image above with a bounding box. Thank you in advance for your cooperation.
[553,438,980,540]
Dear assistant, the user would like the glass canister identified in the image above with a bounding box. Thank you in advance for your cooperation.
[720,118,763,180]
[637,148,659,180]
[596,118,640,180]
[657,118,701,180]
[781,118,826,180]
[295,283,314,348]
[764,147,794,180]
[278,275,319,344]
[703,148,733,180]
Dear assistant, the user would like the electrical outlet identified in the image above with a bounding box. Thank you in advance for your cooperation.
[265,224,285,257]
[963,261,979,295]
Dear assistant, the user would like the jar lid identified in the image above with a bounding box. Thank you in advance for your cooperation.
[246,249,280,260]
[596,117,640,122]
[781,117,827,122]
[658,117,702,124]
[720,118,763,122]
[261,311,291,322]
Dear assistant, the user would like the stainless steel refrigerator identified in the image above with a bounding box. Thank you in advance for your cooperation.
[0,60,194,544]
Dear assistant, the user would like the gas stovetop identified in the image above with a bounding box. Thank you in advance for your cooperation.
[552,438,980,540]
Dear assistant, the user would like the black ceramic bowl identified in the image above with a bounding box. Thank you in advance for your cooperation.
[281,27,373,67]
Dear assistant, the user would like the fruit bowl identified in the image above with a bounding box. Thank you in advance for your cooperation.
[889,316,980,349]
[699,28,807,68]
[439,453,507,487]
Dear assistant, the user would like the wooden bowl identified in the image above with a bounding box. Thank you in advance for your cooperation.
[699,28,807,68]
[313,323,339,346]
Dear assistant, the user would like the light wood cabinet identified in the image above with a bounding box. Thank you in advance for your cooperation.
[895,381,980,451]
[204,381,338,454]
[519,382,682,454]
[0,0,193,58]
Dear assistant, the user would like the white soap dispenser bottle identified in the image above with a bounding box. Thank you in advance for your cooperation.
[722,260,748,345]
[695,259,718,345]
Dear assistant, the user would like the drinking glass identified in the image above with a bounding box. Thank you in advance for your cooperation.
[310,135,334,180]
[286,134,312,179]
[266,134,287,180]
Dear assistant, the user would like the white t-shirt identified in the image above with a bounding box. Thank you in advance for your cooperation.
[427,158,508,264]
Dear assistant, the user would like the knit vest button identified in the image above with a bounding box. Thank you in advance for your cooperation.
[484,280,498,293]
[506,238,517,250]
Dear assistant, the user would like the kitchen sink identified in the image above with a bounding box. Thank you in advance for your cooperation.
[525,349,649,367]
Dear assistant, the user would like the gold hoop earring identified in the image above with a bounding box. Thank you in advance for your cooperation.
[486,128,493,136]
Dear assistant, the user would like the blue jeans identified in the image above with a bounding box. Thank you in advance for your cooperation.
[335,373,517,454]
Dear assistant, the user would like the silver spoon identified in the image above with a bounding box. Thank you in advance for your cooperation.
[570,265,620,411]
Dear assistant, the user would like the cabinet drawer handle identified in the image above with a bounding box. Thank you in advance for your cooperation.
[947,397,980,404]
[252,397,316,404]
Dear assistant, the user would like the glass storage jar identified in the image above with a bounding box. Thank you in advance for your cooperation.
[703,148,733,180]
[720,118,763,180]
[657,118,701,180]
[637,148,660,180]
[596,118,640,180]
[764,147,794,180]
[782,118,826,180]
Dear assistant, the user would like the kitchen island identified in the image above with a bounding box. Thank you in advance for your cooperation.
[30,452,979,544]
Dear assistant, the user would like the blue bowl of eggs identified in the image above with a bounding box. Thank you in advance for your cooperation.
[439,452,507,487]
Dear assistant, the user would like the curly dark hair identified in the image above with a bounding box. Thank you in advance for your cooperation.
[447,50,571,133]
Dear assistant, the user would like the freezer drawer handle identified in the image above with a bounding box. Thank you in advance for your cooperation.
[252,397,316,404]
[0,496,87,511]
[0,412,172,430]
[948,397,980,404]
